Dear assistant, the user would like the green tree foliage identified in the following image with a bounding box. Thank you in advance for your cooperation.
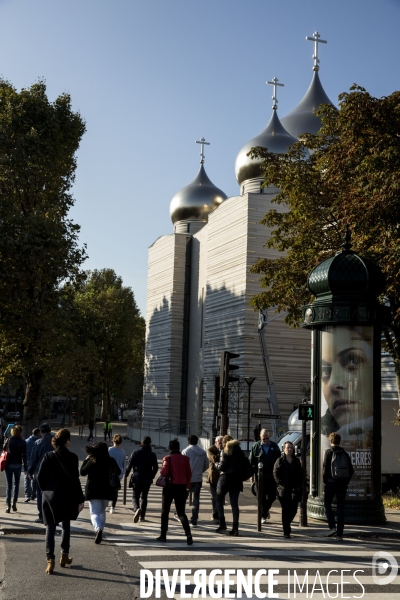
[249,85,400,396]
[73,269,145,419]
[0,80,86,433]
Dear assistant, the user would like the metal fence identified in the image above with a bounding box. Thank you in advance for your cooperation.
[126,418,212,452]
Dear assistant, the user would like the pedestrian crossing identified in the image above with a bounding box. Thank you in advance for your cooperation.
[105,486,399,599]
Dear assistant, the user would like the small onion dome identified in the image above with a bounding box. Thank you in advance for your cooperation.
[281,70,334,138]
[169,163,227,225]
[307,229,385,300]
[235,110,298,186]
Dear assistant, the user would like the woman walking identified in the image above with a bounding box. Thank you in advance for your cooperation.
[37,428,84,574]
[273,441,303,539]
[80,441,120,544]
[156,439,193,545]
[108,434,126,513]
[215,435,247,536]
[4,425,27,513]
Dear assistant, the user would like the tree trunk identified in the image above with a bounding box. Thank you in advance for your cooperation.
[89,393,95,423]
[76,393,82,426]
[22,369,44,438]
[83,395,90,425]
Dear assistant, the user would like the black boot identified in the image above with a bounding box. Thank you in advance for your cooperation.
[229,522,239,536]
[216,518,227,533]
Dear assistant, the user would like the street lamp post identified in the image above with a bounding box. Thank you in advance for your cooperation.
[244,377,255,453]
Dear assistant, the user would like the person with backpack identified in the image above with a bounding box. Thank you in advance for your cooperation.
[273,441,303,539]
[125,436,158,523]
[28,423,54,523]
[323,431,354,540]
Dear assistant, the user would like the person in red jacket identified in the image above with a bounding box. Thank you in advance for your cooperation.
[156,439,193,545]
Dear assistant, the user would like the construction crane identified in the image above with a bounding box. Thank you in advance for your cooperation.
[258,309,286,440]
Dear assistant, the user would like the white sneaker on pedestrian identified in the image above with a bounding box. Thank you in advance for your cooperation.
[109,507,114,514]
[173,513,180,522]
[326,528,337,537]
[133,508,142,523]
[261,518,267,524]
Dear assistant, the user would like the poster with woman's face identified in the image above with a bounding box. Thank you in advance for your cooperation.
[319,326,374,500]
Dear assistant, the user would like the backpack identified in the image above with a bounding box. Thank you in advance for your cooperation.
[331,449,351,480]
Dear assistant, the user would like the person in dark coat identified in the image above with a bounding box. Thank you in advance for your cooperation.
[249,429,281,522]
[322,431,354,541]
[80,441,120,544]
[87,418,95,442]
[4,425,27,512]
[37,428,84,574]
[125,436,158,523]
[24,428,40,502]
[28,423,54,523]
[207,435,223,524]
[215,436,247,536]
[273,441,303,538]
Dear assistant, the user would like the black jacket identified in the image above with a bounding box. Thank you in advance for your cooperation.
[37,447,84,525]
[323,446,354,485]
[125,445,158,486]
[7,436,27,470]
[80,455,120,501]
[249,439,281,480]
[273,455,303,499]
[216,440,246,493]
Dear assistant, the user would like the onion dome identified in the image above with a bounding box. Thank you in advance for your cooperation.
[235,76,298,186]
[169,162,227,225]
[281,70,334,138]
[307,228,386,301]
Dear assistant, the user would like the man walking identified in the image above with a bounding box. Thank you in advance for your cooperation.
[87,417,95,441]
[323,432,354,540]
[207,435,223,524]
[104,418,112,442]
[28,423,54,523]
[249,429,281,523]
[24,428,40,502]
[125,436,158,522]
[182,435,209,527]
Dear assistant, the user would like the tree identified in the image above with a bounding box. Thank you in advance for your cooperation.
[0,80,86,434]
[73,269,145,420]
[248,86,400,404]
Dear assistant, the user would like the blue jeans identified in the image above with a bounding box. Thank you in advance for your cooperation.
[24,472,37,499]
[89,499,109,532]
[5,465,22,506]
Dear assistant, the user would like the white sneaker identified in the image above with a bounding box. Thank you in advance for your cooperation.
[109,507,114,514]
[261,518,267,524]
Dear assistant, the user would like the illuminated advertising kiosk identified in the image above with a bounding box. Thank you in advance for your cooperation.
[301,228,391,524]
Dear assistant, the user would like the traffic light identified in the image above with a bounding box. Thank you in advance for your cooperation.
[219,351,240,388]
[298,403,315,421]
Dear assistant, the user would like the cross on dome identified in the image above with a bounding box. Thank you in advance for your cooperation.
[306,31,327,71]
[267,77,284,110]
[196,137,210,164]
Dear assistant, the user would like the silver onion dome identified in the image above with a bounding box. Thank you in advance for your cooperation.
[235,110,298,186]
[281,70,334,138]
[169,163,227,225]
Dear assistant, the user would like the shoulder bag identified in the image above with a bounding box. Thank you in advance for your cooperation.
[156,456,171,488]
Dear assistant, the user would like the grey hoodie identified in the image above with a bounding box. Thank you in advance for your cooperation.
[182,444,209,483]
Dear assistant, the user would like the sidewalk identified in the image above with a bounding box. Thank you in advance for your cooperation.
[0,423,399,540]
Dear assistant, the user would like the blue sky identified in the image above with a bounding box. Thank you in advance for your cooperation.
[1,0,399,316]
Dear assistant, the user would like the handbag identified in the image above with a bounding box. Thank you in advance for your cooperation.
[0,450,8,472]
[109,461,121,490]
[156,456,171,488]
[240,456,254,482]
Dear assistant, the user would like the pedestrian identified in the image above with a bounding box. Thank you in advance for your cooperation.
[156,439,193,545]
[207,435,223,524]
[24,428,40,503]
[103,419,112,442]
[125,436,158,523]
[80,441,120,544]
[273,441,303,539]
[181,435,209,527]
[37,428,84,574]
[108,434,126,513]
[215,435,247,536]
[249,429,281,523]
[323,432,354,541]
[28,423,54,523]
[87,417,95,442]
[4,425,27,513]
